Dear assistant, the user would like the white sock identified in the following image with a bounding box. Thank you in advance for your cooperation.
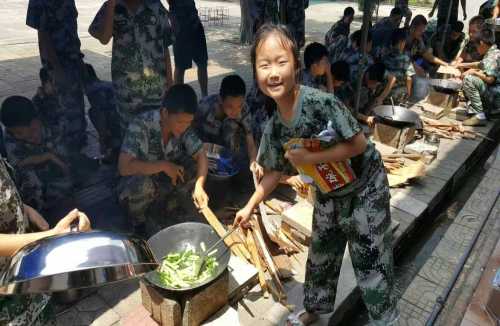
[476,113,486,120]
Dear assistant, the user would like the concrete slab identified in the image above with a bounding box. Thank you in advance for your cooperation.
[397,298,429,326]
[390,191,428,218]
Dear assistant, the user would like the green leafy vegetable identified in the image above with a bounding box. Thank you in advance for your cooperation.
[158,247,219,289]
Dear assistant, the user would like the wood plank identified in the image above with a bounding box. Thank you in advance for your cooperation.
[281,200,314,237]
[245,231,269,297]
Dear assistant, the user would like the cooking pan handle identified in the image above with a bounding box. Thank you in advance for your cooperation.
[382,115,394,120]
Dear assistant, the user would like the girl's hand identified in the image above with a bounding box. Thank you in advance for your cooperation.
[192,185,209,209]
[366,116,377,128]
[53,209,91,234]
[285,148,312,167]
[250,161,264,181]
[24,204,49,231]
[286,175,308,193]
[233,207,253,229]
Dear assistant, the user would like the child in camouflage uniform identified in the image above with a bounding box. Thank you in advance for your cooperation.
[395,0,412,27]
[194,75,260,174]
[382,29,412,105]
[372,7,403,60]
[325,7,354,48]
[26,0,87,150]
[118,85,209,237]
[429,21,465,62]
[1,96,74,214]
[301,42,333,92]
[458,29,500,126]
[234,24,397,326]
[89,0,174,131]
[453,16,485,65]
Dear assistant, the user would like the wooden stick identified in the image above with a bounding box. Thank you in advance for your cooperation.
[252,223,287,300]
[200,206,247,260]
[246,231,269,298]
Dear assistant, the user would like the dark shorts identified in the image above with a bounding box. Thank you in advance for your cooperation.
[173,21,208,70]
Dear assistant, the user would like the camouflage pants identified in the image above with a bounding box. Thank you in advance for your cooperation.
[16,169,73,213]
[463,75,487,114]
[0,294,55,326]
[117,164,196,233]
[303,167,397,324]
[279,0,306,48]
[53,61,87,149]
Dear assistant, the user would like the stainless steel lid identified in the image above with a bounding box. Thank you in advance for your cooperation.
[0,231,158,294]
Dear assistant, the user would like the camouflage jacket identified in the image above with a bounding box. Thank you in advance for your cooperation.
[0,158,53,326]
[480,45,500,86]
[372,17,399,54]
[121,110,203,165]
[325,19,350,48]
[4,125,68,184]
[194,94,252,152]
[258,86,381,195]
[246,84,271,145]
[383,48,412,89]
[90,0,173,111]
[301,69,328,91]
[460,36,484,63]
[26,0,82,63]
[327,35,349,64]
[430,31,465,62]
[405,35,428,60]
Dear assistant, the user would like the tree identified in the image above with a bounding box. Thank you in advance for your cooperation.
[240,0,254,45]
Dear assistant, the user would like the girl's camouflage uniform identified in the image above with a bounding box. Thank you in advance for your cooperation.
[257,86,397,324]
[0,158,54,326]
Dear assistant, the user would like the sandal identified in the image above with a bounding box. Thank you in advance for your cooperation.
[286,309,319,326]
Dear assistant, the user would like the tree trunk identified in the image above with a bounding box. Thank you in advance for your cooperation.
[240,0,254,45]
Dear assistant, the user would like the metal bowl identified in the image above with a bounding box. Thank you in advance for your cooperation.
[205,143,240,181]
[0,231,158,295]
[145,222,231,292]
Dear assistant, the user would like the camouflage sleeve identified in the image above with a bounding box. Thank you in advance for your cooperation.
[256,119,287,172]
[325,96,362,141]
[89,2,108,37]
[158,2,174,48]
[240,104,253,136]
[481,55,498,78]
[26,0,45,30]
[181,127,203,157]
[4,141,29,168]
[121,119,149,159]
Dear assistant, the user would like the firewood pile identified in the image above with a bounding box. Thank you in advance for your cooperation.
[381,154,426,187]
[421,116,479,140]
[200,202,303,305]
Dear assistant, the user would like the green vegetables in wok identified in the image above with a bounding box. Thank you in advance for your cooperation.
[158,245,219,289]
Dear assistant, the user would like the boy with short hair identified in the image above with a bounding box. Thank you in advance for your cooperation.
[301,42,334,92]
[325,7,354,48]
[453,16,485,64]
[383,28,412,105]
[1,96,74,213]
[330,60,353,108]
[118,84,209,237]
[194,74,260,173]
[459,29,500,126]
[372,7,403,58]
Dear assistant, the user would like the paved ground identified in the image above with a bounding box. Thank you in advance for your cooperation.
[0,1,486,325]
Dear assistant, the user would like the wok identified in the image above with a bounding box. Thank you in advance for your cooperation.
[429,79,462,95]
[145,222,231,292]
[0,231,157,295]
[373,105,422,128]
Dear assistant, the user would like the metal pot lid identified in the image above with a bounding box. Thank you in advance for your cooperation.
[0,231,158,295]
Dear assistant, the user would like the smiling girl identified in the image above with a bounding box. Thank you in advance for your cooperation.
[234,24,398,326]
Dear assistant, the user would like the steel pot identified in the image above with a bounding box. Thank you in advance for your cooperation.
[145,222,231,292]
[0,231,158,295]
[373,105,422,129]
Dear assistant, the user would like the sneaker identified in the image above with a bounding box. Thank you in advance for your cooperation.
[463,116,487,126]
